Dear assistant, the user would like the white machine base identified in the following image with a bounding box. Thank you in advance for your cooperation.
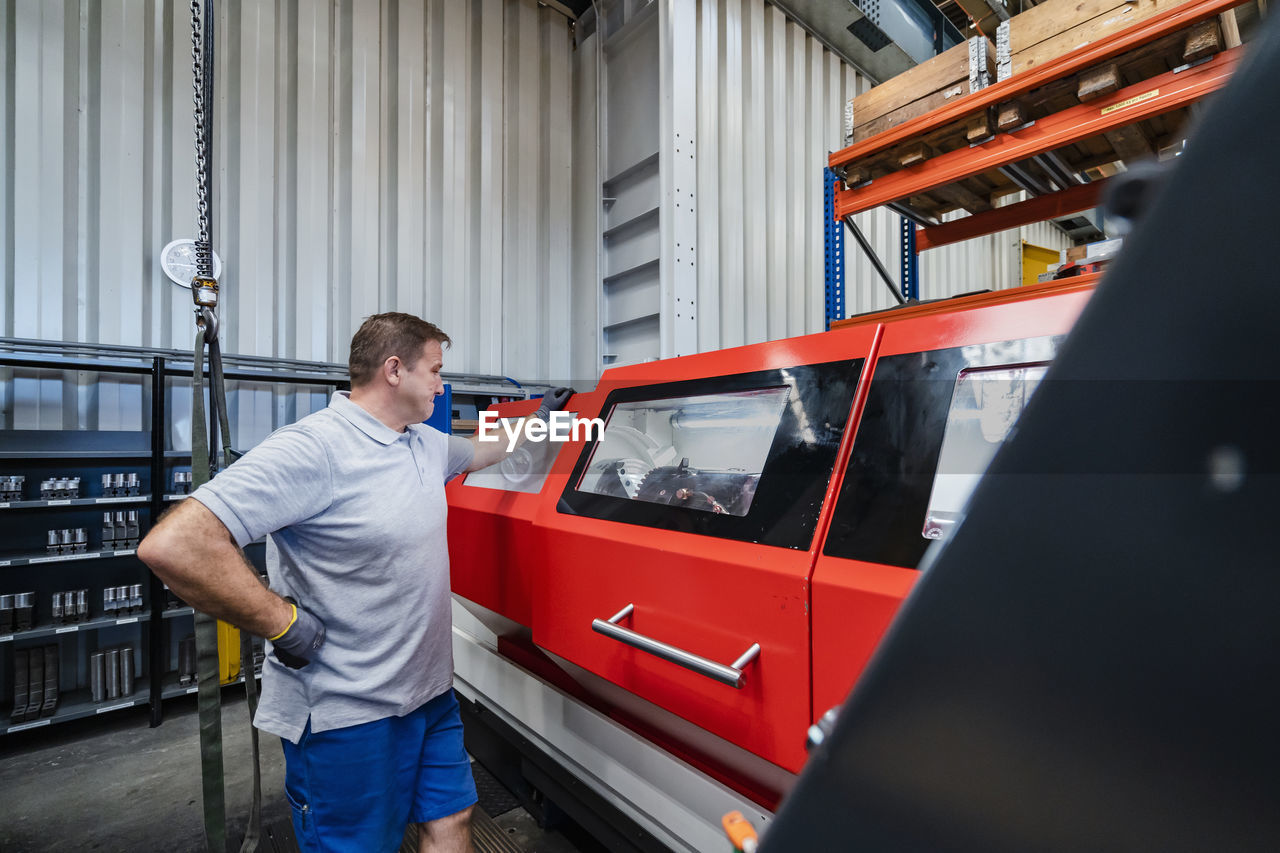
[451,599,774,853]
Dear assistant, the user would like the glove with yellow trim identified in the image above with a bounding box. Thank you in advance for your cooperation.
[270,597,325,669]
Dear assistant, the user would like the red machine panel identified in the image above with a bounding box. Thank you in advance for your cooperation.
[811,279,1096,718]
[531,325,880,774]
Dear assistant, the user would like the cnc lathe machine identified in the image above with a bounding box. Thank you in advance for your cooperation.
[446,276,1095,850]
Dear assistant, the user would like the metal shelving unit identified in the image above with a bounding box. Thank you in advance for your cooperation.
[1,344,162,734]
[0,548,137,569]
[6,682,151,735]
[0,612,149,645]
[825,0,1255,302]
[0,451,153,459]
[0,496,152,510]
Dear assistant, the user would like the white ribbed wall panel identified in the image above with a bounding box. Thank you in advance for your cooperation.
[683,0,1067,350]
[919,197,1072,300]
[690,0,905,352]
[575,0,1072,369]
[576,0,900,367]
[0,0,575,381]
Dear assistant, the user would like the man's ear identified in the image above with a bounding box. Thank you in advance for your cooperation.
[383,355,402,386]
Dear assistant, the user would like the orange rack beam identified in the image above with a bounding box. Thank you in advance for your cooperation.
[833,47,1241,220]
[915,181,1107,251]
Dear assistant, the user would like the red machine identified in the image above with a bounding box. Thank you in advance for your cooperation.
[447,276,1096,808]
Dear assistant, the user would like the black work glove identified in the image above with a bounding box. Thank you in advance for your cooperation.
[270,597,325,669]
[533,387,575,421]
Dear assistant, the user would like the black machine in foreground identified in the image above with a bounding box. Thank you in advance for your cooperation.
[761,10,1280,853]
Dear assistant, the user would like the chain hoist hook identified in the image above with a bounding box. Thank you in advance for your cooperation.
[198,307,219,343]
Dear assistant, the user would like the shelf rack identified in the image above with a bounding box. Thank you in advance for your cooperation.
[827,0,1257,267]
[0,548,138,569]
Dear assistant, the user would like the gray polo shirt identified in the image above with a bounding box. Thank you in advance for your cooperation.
[192,391,474,743]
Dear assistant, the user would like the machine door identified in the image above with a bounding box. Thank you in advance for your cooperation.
[447,396,586,628]
[532,329,876,774]
[811,284,1094,718]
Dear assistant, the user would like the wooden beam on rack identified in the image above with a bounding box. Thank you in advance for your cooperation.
[996,101,1027,130]
[933,181,995,214]
[828,0,1250,171]
[1183,19,1225,61]
[834,47,1239,219]
[916,180,1106,251]
[1077,63,1122,102]
[1104,125,1155,161]
[1219,8,1242,48]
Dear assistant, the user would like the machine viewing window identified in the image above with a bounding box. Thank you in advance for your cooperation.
[922,363,1049,540]
[462,415,568,495]
[577,387,791,517]
[822,335,1062,569]
[559,360,863,550]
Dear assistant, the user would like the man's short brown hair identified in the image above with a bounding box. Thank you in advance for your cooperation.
[348,313,451,386]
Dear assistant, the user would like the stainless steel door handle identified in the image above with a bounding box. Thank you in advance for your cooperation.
[591,603,761,688]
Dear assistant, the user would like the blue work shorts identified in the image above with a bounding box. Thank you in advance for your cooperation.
[281,689,479,853]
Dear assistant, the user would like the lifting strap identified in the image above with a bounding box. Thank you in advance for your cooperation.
[188,0,263,850]
[192,326,262,853]
[190,330,227,853]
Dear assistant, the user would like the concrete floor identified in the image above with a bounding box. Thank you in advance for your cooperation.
[1,690,289,852]
[0,689,588,853]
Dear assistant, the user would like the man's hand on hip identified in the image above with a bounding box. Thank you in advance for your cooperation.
[270,598,325,669]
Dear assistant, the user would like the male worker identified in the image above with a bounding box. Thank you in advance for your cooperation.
[139,312,572,853]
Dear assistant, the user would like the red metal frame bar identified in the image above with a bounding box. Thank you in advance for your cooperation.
[827,273,1101,331]
[916,180,1107,251]
[828,0,1248,171]
[834,47,1240,219]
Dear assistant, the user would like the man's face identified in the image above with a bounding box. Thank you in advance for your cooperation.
[400,340,445,423]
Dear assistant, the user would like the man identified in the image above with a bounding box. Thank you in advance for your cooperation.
[139,312,572,853]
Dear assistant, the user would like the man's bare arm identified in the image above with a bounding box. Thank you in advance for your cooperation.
[138,498,293,639]
[465,417,530,472]
[462,388,576,473]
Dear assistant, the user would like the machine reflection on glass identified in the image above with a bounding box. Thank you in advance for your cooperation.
[923,363,1049,540]
[577,387,791,517]
[465,414,577,495]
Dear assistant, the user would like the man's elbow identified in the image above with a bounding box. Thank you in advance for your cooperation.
[137,526,179,581]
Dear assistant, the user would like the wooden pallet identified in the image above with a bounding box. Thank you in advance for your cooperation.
[845,38,995,144]
[843,23,1228,219]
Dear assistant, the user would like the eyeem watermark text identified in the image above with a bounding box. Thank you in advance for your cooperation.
[477,412,605,452]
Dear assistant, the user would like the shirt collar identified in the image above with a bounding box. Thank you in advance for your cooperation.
[329,391,405,445]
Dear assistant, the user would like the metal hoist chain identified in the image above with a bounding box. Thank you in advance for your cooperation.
[190,0,217,309]
[187,4,263,853]
[190,0,209,258]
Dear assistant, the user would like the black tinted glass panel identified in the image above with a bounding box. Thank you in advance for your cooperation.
[823,336,1062,568]
[559,360,863,550]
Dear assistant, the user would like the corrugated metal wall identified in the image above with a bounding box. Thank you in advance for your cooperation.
[0,0,1070,398]
[672,0,1069,354]
[578,0,904,364]
[688,0,872,352]
[0,0,574,380]
[919,199,1071,299]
